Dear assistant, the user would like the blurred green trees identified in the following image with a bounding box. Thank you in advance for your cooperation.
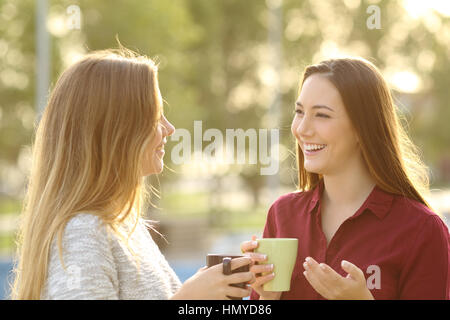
[0,0,449,213]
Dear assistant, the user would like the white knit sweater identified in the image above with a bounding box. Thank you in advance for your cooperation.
[41,213,182,299]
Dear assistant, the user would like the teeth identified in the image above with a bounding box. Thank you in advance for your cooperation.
[304,144,326,151]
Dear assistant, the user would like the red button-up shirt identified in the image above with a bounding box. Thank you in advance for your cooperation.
[250,180,450,300]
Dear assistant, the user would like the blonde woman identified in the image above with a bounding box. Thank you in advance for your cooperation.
[10,48,254,300]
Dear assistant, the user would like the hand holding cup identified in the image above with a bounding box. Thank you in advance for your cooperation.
[240,235,282,300]
[172,256,254,300]
[206,254,254,300]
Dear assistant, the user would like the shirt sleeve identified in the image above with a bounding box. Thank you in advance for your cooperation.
[398,215,450,300]
[44,214,119,300]
[250,204,277,300]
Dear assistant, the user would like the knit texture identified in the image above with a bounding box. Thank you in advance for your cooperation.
[41,213,182,299]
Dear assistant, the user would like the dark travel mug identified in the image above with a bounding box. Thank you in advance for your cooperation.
[206,254,251,300]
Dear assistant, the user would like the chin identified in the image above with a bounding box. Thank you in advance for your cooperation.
[142,163,164,176]
[304,164,324,175]
[305,169,323,175]
[152,160,164,174]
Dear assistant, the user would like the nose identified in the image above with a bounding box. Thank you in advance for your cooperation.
[294,115,314,139]
[162,115,175,137]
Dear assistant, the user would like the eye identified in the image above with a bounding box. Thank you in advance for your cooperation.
[294,109,304,115]
[317,113,330,118]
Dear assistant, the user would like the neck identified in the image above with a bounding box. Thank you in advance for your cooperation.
[322,156,376,208]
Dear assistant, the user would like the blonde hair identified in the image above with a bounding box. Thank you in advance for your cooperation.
[10,47,162,299]
[296,57,431,208]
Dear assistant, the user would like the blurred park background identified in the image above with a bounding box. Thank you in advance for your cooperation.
[0,0,450,299]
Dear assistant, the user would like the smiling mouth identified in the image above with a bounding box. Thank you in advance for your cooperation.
[303,143,327,154]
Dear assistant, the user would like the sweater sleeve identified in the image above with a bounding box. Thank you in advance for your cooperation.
[398,215,450,300]
[43,214,119,300]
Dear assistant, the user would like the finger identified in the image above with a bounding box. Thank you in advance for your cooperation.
[250,263,273,274]
[226,286,252,299]
[303,258,338,298]
[304,258,345,292]
[197,266,208,272]
[231,257,252,271]
[243,252,268,263]
[317,263,346,287]
[226,271,254,285]
[240,238,259,253]
[252,272,275,288]
[303,270,332,300]
[303,257,325,276]
[248,273,256,284]
[341,260,364,281]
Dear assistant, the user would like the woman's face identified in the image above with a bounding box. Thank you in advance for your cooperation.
[141,91,175,176]
[291,74,360,176]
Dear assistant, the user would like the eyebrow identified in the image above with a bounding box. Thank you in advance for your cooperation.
[295,101,335,112]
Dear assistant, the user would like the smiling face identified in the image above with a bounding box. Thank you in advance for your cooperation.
[141,89,175,176]
[291,74,360,176]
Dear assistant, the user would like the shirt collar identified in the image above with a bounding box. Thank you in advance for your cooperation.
[308,179,395,220]
[307,179,323,214]
[364,185,395,220]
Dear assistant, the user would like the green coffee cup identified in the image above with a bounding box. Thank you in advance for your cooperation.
[255,238,298,292]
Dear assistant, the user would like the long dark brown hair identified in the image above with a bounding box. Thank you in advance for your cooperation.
[296,57,430,208]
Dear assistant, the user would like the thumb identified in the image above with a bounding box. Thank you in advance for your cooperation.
[197,266,208,273]
[341,260,364,281]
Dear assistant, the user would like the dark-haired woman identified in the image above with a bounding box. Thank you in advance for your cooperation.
[241,57,449,300]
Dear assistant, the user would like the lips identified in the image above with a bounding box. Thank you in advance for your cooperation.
[302,143,327,156]
[156,139,167,152]
[155,143,166,158]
